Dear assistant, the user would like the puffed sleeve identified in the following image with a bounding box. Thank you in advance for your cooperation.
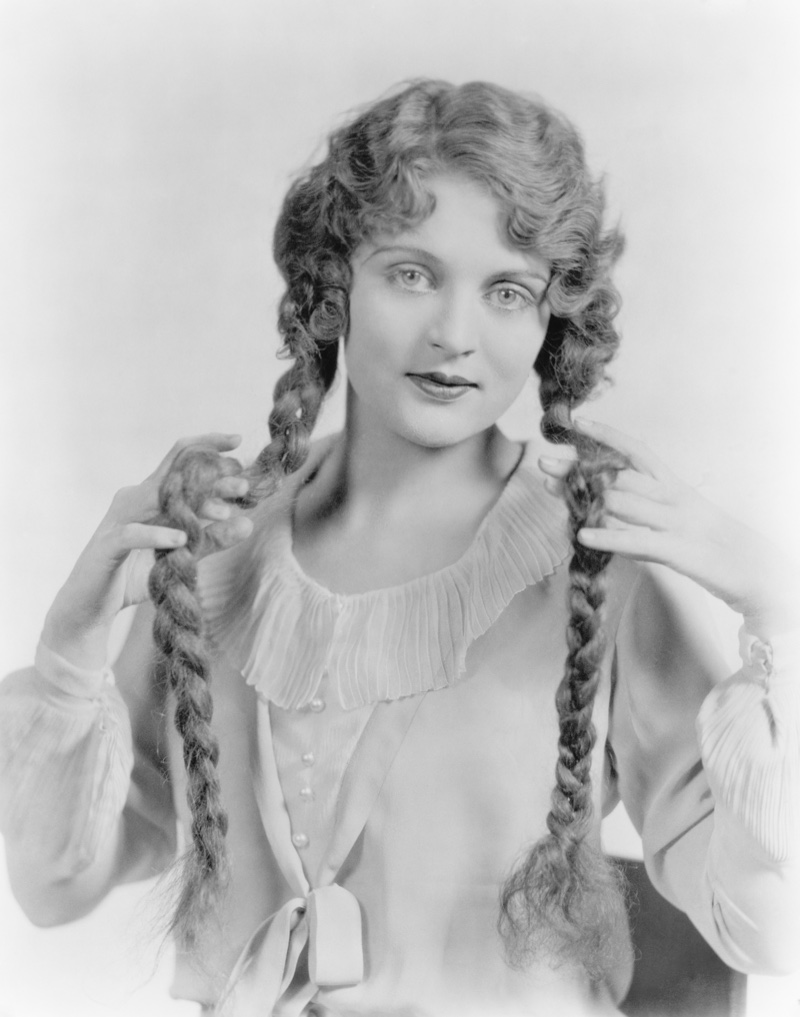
[608,562,800,976]
[0,604,177,924]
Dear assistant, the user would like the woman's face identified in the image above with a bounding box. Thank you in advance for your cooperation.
[345,174,551,449]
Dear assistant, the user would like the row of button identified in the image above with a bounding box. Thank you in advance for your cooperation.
[292,695,324,849]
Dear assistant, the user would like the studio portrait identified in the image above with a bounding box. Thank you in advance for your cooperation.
[0,2,798,1016]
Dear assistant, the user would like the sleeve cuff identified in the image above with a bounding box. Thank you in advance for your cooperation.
[738,625,800,689]
[35,641,115,698]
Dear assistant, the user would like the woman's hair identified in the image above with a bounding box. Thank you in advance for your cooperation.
[149,78,628,981]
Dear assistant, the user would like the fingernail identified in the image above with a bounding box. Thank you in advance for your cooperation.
[173,531,187,545]
[539,455,559,466]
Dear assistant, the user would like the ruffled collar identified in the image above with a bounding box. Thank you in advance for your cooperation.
[199,434,570,710]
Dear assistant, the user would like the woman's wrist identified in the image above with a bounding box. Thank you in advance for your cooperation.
[41,606,113,671]
[34,640,114,698]
[725,528,798,639]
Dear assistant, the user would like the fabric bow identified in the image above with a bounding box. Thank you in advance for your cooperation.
[216,883,363,1016]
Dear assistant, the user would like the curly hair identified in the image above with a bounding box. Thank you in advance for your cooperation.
[149,78,628,978]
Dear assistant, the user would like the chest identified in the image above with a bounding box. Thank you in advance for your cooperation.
[198,575,616,882]
[291,493,503,595]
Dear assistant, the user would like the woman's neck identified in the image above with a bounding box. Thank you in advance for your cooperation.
[286,382,524,593]
[319,404,522,532]
[290,393,525,594]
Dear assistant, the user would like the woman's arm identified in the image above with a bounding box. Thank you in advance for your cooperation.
[0,605,176,925]
[540,419,800,973]
[609,562,800,975]
[0,434,252,925]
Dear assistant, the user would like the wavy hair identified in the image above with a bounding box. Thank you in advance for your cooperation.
[149,78,628,979]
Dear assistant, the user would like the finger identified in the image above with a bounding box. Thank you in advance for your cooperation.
[543,476,564,498]
[149,433,243,482]
[199,498,233,522]
[215,475,250,500]
[610,469,673,503]
[538,455,575,479]
[109,522,187,554]
[576,524,668,563]
[200,515,254,555]
[603,489,673,530]
[574,418,673,480]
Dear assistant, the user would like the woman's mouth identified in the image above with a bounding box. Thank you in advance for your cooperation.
[407,372,478,402]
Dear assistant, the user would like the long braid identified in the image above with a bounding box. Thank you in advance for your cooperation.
[149,139,347,949]
[500,319,629,984]
[551,440,620,851]
[149,345,332,950]
[499,442,629,982]
[148,448,244,946]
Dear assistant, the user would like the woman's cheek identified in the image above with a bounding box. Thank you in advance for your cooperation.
[492,331,544,387]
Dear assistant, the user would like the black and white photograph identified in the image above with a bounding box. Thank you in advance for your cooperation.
[1,2,798,1015]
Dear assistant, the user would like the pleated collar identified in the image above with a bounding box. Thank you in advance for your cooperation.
[199,433,570,711]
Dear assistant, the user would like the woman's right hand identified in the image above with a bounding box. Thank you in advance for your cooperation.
[42,434,254,670]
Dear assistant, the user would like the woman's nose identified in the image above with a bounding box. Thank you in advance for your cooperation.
[426,291,477,357]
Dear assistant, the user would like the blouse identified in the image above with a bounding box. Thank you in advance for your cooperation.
[1,437,799,1017]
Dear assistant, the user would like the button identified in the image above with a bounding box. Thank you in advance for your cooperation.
[299,786,314,802]
[292,832,309,849]
[309,697,326,713]
[302,752,315,766]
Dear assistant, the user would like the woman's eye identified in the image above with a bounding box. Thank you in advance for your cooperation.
[389,268,433,292]
[487,286,534,311]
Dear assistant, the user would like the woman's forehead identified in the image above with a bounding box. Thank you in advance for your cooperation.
[356,173,550,277]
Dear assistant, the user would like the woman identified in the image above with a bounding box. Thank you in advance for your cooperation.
[1,79,798,1016]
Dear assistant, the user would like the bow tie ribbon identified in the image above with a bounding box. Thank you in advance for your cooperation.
[218,883,363,1015]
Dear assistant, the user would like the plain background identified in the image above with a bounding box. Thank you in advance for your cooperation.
[0,0,798,1014]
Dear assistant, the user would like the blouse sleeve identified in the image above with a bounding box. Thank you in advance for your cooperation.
[609,562,800,976]
[0,604,177,924]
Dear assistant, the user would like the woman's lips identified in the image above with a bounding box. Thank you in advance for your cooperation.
[407,372,478,401]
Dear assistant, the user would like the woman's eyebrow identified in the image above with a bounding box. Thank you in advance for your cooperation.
[489,268,550,286]
[363,244,442,266]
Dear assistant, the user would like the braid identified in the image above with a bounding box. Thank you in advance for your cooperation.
[148,448,243,946]
[150,340,331,950]
[253,358,325,484]
[149,109,350,947]
[500,308,630,984]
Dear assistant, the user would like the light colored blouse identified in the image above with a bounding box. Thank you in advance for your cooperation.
[1,438,799,1017]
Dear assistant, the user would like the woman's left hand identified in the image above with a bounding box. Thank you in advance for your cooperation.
[538,417,795,634]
